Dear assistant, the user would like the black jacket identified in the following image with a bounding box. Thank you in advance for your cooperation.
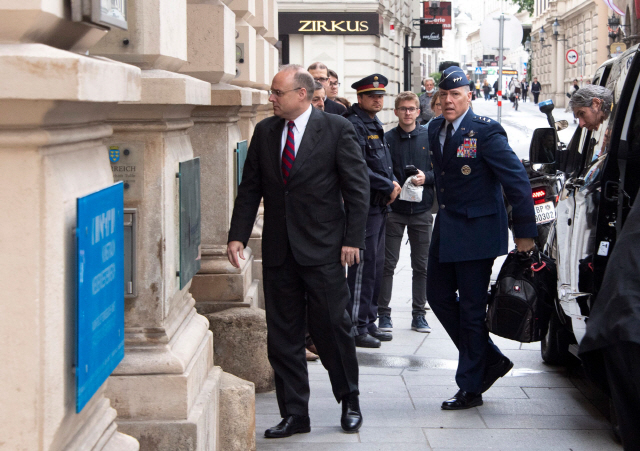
[384,125,434,215]
[324,98,347,115]
[531,81,541,93]
[343,103,396,213]
[228,107,370,266]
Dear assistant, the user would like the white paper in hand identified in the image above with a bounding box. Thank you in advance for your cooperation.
[399,177,423,202]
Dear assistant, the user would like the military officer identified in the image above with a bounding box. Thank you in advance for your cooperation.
[344,74,402,348]
[427,66,537,409]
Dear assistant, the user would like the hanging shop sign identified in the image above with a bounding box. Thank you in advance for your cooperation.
[279,12,380,35]
[421,1,452,30]
[420,24,443,48]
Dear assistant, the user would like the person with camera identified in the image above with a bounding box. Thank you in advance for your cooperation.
[378,92,435,335]
[343,74,402,348]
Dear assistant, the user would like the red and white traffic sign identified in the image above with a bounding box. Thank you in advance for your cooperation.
[566,49,579,64]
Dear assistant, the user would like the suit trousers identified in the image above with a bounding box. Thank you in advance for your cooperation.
[603,342,640,450]
[263,248,360,418]
[426,221,505,393]
[348,210,386,336]
[378,210,433,317]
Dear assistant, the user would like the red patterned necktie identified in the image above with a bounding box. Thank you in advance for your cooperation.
[281,121,295,184]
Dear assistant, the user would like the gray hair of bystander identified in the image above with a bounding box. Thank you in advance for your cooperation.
[569,85,613,119]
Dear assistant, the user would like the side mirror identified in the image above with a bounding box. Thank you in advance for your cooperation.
[529,128,557,164]
[555,120,568,131]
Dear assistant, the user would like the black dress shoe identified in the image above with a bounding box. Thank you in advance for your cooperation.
[355,333,381,348]
[341,394,363,433]
[441,390,483,410]
[369,327,393,342]
[264,415,311,438]
[481,356,514,393]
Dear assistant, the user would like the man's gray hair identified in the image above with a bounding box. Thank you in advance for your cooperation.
[279,64,315,101]
[569,85,613,119]
[423,77,435,85]
[314,81,324,91]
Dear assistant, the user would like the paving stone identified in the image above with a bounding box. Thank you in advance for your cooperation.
[480,414,610,430]
[255,427,359,444]
[259,444,431,451]
[424,428,621,450]
[408,385,528,399]
[359,426,428,443]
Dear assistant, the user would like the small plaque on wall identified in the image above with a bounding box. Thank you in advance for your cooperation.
[178,158,202,289]
[71,0,128,30]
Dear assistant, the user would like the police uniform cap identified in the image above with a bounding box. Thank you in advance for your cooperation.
[438,66,469,90]
[351,74,388,94]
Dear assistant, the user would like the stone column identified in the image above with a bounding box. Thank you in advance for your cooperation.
[0,38,140,451]
[102,70,223,451]
[90,1,234,449]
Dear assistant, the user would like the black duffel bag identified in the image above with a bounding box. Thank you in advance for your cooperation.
[486,248,557,343]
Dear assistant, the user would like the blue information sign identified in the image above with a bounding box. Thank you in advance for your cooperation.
[76,183,125,413]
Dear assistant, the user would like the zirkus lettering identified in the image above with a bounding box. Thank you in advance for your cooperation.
[298,20,369,32]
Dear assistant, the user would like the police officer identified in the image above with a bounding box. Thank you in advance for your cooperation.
[344,74,402,348]
[427,66,537,409]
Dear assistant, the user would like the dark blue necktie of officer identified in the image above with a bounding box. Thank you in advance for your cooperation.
[442,122,454,154]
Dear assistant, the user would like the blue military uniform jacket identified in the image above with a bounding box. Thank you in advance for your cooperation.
[343,103,396,213]
[427,109,537,262]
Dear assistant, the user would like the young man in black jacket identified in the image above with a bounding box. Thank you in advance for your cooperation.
[378,91,435,333]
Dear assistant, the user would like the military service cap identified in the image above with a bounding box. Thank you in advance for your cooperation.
[352,74,388,94]
[438,66,469,90]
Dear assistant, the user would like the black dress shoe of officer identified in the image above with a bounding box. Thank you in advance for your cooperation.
[481,356,514,393]
[441,390,483,410]
[264,415,311,438]
[355,333,381,348]
[369,327,393,342]
[341,394,363,433]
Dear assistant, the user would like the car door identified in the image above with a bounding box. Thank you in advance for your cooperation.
[553,66,613,343]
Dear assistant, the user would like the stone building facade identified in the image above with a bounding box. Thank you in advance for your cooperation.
[0,1,279,450]
[530,0,610,106]
[277,0,417,128]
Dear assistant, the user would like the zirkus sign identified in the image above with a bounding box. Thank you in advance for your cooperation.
[279,12,380,35]
[420,24,443,48]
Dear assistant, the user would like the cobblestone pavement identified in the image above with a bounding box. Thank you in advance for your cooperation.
[255,98,620,450]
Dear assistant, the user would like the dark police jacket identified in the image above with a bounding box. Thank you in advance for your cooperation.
[324,97,347,115]
[384,124,434,215]
[427,110,537,262]
[343,103,396,213]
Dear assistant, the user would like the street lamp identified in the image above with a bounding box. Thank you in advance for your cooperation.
[539,27,552,48]
[524,36,532,53]
[608,15,622,39]
[552,18,569,42]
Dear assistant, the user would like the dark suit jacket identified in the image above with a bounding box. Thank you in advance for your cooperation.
[228,107,370,267]
[427,110,537,262]
[324,98,347,115]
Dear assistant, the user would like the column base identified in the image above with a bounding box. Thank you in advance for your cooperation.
[116,366,223,451]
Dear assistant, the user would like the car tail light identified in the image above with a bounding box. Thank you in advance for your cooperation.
[532,188,546,204]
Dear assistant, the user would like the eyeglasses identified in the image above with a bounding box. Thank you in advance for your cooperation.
[397,107,418,113]
[329,81,341,87]
[314,77,329,83]
[269,87,302,97]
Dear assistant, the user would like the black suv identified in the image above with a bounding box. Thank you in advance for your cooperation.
[528,45,640,364]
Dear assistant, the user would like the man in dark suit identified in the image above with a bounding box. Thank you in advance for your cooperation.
[307,62,347,115]
[227,65,370,437]
[427,66,537,410]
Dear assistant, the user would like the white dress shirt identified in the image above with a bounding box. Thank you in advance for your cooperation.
[280,104,313,157]
[438,108,470,153]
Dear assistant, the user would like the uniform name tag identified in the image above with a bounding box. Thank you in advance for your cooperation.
[457,138,477,158]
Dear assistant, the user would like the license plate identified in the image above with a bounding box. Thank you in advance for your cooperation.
[535,201,555,224]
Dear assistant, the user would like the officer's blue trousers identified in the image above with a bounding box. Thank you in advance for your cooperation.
[348,210,386,336]
[427,224,505,393]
